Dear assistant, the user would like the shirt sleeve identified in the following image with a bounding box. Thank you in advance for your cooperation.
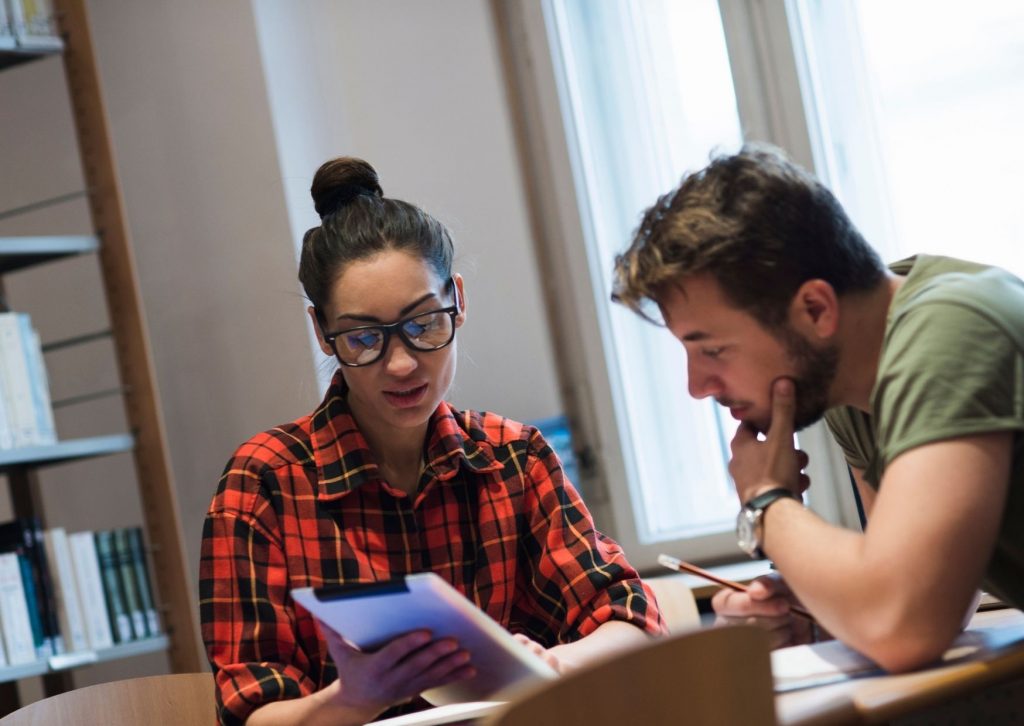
[512,429,667,643]
[199,464,319,726]
[875,301,1024,467]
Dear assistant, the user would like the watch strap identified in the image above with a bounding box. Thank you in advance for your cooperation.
[743,488,798,559]
[743,487,797,512]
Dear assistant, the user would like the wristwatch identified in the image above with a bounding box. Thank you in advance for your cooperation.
[736,487,798,559]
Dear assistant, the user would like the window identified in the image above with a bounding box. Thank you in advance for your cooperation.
[547,0,746,546]
[512,0,859,567]
[789,0,1024,273]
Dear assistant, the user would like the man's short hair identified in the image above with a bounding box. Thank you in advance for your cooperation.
[612,144,886,327]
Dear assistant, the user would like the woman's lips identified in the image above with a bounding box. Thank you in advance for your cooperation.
[383,383,429,408]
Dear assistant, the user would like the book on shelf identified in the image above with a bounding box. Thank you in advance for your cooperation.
[5,0,60,50]
[0,312,38,449]
[113,528,146,638]
[0,551,36,665]
[94,530,133,643]
[0,0,14,52]
[21,321,56,445]
[0,370,12,450]
[67,530,114,650]
[128,526,160,636]
[0,311,57,450]
[0,518,60,657]
[41,527,89,653]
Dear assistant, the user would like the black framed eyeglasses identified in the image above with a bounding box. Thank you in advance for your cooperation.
[317,279,460,367]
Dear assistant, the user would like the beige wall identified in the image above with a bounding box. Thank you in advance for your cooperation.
[0,0,562,691]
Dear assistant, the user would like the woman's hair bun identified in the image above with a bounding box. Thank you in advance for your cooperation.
[310,157,384,220]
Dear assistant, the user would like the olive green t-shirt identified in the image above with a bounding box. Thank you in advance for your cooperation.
[825,255,1024,608]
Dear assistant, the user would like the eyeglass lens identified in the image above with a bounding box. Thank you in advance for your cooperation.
[336,310,455,365]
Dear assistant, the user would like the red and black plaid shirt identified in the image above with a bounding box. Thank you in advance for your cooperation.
[200,372,664,724]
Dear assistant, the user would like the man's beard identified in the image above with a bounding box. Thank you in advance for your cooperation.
[775,326,840,432]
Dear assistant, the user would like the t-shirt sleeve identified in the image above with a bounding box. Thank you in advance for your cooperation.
[874,300,1024,467]
[512,429,667,643]
[824,406,874,472]
[200,465,319,726]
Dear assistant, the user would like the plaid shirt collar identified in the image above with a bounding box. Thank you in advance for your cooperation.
[310,371,504,501]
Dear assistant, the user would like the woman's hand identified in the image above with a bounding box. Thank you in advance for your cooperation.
[512,633,572,675]
[710,573,815,649]
[320,623,476,722]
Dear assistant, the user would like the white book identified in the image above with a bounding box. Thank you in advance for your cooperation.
[42,528,89,653]
[0,359,13,449]
[0,551,38,665]
[0,0,13,47]
[67,531,113,650]
[7,0,59,46]
[20,322,56,446]
[0,313,38,448]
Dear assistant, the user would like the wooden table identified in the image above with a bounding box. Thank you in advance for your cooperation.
[775,608,1024,724]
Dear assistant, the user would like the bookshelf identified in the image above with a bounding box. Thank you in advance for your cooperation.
[0,0,203,712]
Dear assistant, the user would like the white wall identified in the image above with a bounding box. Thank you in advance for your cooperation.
[252,0,563,419]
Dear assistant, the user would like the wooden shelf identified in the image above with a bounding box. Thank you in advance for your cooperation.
[0,2,204,712]
[0,39,62,70]
[0,236,99,274]
[0,636,169,684]
[0,434,134,474]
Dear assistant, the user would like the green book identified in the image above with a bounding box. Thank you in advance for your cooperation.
[113,528,147,638]
[94,531,133,643]
[128,527,160,635]
[16,552,46,658]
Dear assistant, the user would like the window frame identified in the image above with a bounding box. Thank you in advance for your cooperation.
[494,0,861,570]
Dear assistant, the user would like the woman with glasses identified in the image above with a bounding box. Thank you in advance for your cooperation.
[200,157,664,726]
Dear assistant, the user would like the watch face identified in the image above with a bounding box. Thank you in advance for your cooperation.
[736,508,758,557]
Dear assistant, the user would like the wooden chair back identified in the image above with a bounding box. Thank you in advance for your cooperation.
[0,672,215,726]
[483,625,776,726]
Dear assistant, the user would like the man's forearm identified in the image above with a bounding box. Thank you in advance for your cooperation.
[760,498,961,671]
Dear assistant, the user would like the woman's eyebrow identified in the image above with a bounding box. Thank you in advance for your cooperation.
[334,291,438,323]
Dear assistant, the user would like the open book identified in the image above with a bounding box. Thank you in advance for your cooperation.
[291,573,558,709]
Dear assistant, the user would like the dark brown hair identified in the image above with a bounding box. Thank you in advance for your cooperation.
[298,157,455,313]
[612,144,886,328]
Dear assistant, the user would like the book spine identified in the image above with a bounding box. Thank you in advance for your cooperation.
[113,528,146,638]
[27,517,61,654]
[0,358,12,449]
[5,0,26,38]
[42,528,89,653]
[128,527,160,635]
[16,551,49,658]
[0,519,56,657]
[0,313,36,448]
[0,1,12,41]
[94,530,134,642]
[68,531,113,650]
[0,552,36,665]
[21,322,56,445]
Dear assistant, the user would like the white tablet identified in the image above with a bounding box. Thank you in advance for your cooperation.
[291,573,559,705]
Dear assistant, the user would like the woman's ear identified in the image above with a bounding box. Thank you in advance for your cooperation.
[452,273,467,327]
[307,306,335,357]
[788,279,839,339]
